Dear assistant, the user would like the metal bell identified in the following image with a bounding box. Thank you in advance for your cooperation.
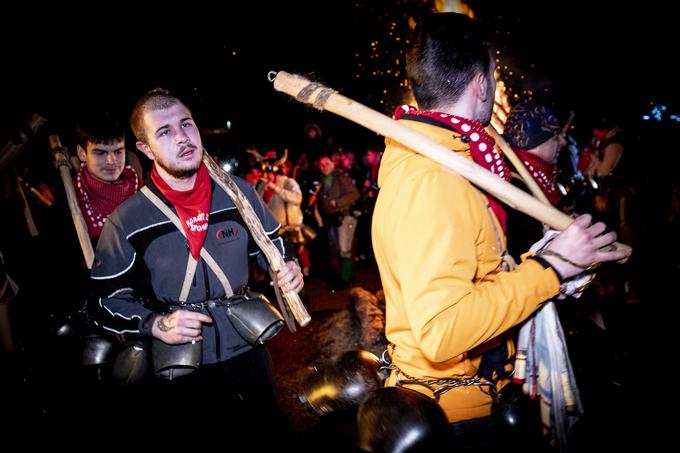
[112,340,151,387]
[357,386,451,452]
[300,350,382,415]
[81,335,115,366]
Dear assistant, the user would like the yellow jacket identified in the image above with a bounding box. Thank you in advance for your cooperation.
[371,119,560,422]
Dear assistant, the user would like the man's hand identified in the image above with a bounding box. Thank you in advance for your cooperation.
[277,260,304,293]
[541,214,631,280]
[151,310,212,345]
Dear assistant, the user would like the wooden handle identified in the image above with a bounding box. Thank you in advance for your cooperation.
[486,125,551,205]
[49,134,94,268]
[202,153,311,327]
[272,71,631,258]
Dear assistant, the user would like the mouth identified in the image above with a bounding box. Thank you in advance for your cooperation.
[178,146,197,159]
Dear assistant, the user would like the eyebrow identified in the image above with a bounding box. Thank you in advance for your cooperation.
[154,117,193,136]
[93,146,125,153]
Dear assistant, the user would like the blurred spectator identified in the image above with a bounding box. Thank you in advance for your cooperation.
[317,155,360,288]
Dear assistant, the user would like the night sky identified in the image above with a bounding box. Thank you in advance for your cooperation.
[2,1,675,155]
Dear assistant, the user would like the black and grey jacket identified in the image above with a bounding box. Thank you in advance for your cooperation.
[88,175,286,364]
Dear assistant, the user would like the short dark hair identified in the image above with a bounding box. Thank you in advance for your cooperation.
[130,88,189,142]
[76,110,125,148]
[406,13,493,110]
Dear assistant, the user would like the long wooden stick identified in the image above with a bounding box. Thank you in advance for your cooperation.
[271,71,631,256]
[486,124,550,205]
[14,167,39,237]
[49,135,94,269]
[202,153,311,328]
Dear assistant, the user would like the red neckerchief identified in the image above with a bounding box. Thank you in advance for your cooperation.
[513,148,561,205]
[76,164,140,240]
[592,128,609,143]
[394,105,512,230]
[151,163,211,259]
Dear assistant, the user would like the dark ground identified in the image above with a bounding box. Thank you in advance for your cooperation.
[0,256,664,449]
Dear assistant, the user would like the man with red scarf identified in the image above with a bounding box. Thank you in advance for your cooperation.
[371,13,629,450]
[74,111,142,243]
[503,102,567,261]
[88,89,303,440]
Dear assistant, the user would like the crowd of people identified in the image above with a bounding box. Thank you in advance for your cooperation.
[1,10,676,451]
[241,132,382,291]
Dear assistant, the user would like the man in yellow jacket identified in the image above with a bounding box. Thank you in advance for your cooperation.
[371,12,630,449]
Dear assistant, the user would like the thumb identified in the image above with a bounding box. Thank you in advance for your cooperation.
[195,313,213,324]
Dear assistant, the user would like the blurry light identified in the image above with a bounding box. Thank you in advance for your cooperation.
[650,104,668,121]
[226,121,232,130]
[222,163,232,172]
[589,178,599,190]
[642,115,651,121]
[558,183,567,196]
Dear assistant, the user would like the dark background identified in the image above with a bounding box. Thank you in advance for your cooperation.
[2,0,676,154]
[0,3,673,443]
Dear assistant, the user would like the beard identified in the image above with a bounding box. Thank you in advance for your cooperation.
[154,150,202,179]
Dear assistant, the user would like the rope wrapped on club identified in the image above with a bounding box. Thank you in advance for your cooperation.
[269,71,631,260]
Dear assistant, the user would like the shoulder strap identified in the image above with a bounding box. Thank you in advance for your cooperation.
[474,189,517,272]
[140,186,234,302]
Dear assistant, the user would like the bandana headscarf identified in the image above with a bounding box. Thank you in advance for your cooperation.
[151,162,211,259]
[503,103,562,150]
[76,164,140,240]
[394,105,512,230]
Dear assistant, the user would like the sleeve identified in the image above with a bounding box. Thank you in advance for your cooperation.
[87,215,154,336]
[276,178,302,205]
[395,171,559,362]
[335,173,360,211]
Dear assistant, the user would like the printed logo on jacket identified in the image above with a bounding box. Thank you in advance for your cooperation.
[216,223,241,243]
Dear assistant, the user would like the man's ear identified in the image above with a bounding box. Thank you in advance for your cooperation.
[76,144,87,163]
[136,141,154,160]
[472,71,489,102]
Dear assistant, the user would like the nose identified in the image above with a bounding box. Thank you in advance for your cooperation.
[176,130,190,145]
[558,134,567,147]
[106,153,117,165]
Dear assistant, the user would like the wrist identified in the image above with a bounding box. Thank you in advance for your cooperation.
[141,313,159,337]
[535,248,597,280]
[527,255,564,282]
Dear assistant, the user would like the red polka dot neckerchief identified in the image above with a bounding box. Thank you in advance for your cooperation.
[394,105,511,230]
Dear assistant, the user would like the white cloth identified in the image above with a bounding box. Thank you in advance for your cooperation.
[514,231,586,451]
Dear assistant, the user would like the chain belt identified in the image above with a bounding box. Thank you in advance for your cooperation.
[380,349,498,402]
